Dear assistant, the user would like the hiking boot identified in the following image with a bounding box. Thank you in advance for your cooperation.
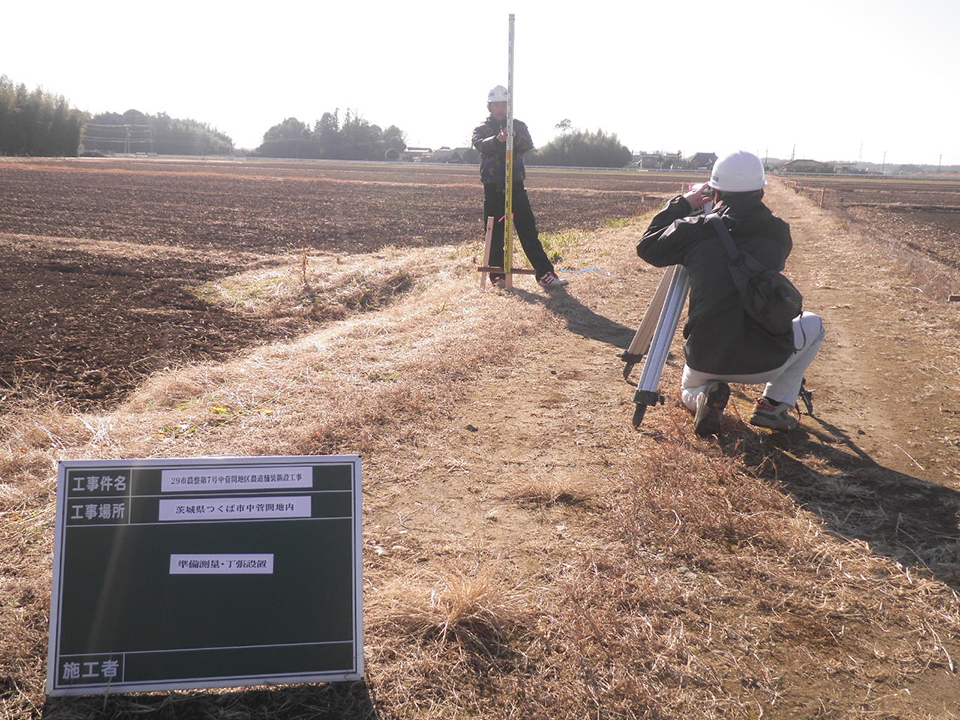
[490,275,506,289]
[693,381,730,436]
[749,396,799,431]
[537,271,569,287]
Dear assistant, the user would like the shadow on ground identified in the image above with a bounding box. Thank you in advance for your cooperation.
[42,680,380,720]
[511,286,636,350]
[728,412,960,591]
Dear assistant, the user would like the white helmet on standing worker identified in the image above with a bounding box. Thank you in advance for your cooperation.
[487,85,509,103]
[707,150,767,192]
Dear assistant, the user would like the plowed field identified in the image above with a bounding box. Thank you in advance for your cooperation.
[781,175,960,270]
[0,158,699,408]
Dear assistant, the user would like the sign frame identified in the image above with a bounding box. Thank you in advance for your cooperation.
[46,455,363,697]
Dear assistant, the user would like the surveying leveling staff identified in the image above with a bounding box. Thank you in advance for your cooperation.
[472,85,568,289]
[636,150,825,435]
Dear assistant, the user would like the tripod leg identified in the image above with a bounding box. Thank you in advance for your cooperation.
[797,377,814,415]
[631,267,690,428]
[622,266,678,379]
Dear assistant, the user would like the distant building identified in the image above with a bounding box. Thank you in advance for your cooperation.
[662,151,682,169]
[638,152,664,169]
[403,146,433,161]
[782,159,834,174]
[686,152,717,170]
[422,147,480,163]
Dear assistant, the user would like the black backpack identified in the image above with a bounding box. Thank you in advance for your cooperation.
[707,214,802,336]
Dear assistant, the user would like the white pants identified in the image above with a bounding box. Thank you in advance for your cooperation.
[681,312,826,411]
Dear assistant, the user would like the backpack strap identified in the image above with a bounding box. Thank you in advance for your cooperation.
[708,214,769,276]
[707,214,752,297]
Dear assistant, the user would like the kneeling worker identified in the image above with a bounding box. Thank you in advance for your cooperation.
[636,150,824,435]
[472,85,567,288]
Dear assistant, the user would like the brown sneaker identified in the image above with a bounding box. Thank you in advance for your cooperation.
[749,397,798,431]
[693,381,730,436]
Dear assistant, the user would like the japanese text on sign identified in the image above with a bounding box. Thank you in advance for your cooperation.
[169,554,275,574]
[161,466,313,492]
[157,496,311,522]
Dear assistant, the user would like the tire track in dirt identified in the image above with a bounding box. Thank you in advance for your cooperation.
[764,182,960,488]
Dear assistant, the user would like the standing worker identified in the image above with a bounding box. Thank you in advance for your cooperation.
[636,150,825,435]
[472,85,567,288]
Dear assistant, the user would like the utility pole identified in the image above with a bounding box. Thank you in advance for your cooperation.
[938,153,942,174]
[882,151,887,175]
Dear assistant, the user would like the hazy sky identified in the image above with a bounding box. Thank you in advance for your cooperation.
[3,0,957,165]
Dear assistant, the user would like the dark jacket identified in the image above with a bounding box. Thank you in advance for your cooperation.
[636,193,795,375]
[471,115,533,187]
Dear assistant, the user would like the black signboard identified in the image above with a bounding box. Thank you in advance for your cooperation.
[47,456,362,696]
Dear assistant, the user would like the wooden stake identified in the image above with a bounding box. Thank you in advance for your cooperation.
[479,217,495,289]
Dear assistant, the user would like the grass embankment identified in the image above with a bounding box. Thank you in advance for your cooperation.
[2,218,959,719]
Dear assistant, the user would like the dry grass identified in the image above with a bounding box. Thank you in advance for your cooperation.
[3,214,960,719]
[192,247,423,323]
[509,473,594,509]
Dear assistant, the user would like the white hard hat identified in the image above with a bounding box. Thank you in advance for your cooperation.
[707,150,766,192]
[487,85,509,103]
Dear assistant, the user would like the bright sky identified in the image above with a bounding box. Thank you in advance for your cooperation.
[3,0,957,166]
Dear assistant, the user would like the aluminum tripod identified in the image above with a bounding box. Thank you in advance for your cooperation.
[625,197,712,429]
[628,265,690,428]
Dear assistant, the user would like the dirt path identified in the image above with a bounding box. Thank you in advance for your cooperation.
[359,187,960,717]
[368,182,960,571]
[767,182,960,489]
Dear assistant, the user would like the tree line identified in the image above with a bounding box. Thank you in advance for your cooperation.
[0,75,87,156]
[527,125,633,168]
[256,110,406,160]
[81,109,234,155]
[0,72,631,167]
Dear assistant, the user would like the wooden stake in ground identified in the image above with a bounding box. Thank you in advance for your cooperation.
[479,217,495,289]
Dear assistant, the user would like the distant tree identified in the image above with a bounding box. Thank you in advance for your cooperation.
[82,109,234,155]
[555,118,573,133]
[257,117,316,158]
[339,110,384,161]
[383,124,406,152]
[0,75,87,156]
[256,109,407,162]
[314,111,342,158]
[527,127,632,168]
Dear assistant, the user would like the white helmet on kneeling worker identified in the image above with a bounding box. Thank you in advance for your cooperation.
[708,150,767,193]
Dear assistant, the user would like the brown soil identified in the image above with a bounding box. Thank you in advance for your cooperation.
[4,162,960,718]
[0,159,672,409]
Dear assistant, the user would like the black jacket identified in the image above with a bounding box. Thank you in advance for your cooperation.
[471,115,533,187]
[636,193,796,375]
